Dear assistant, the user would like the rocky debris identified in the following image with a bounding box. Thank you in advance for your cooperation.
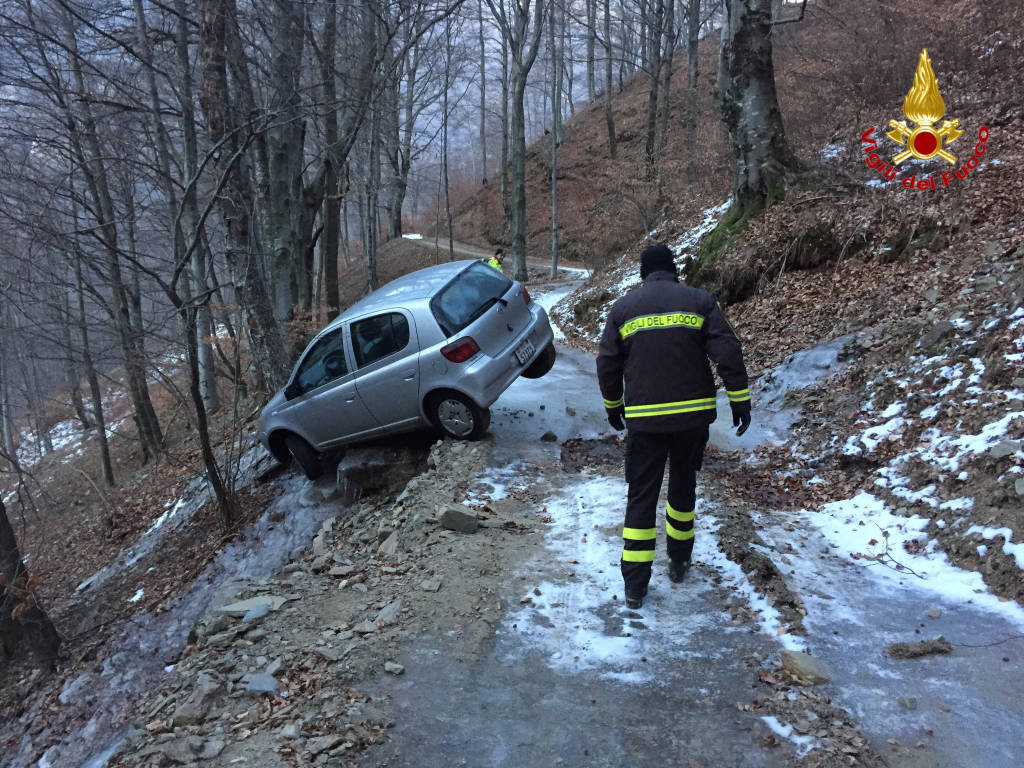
[989,440,1020,459]
[897,696,918,710]
[1016,478,1024,497]
[159,735,203,764]
[780,650,830,685]
[540,430,558,442]
[744,678,885,768]
[917,320,955,351]
[377,529,400,557]
[245,672,279,696]
[925,607,942,619]
[307,734,344,755]
[419,578,443,592]
[109,436,507,768]
[170,671,222,726]
[439,504,479,534]
[888,636,953,659]
[216,595,291,617]
[376,600,403,626]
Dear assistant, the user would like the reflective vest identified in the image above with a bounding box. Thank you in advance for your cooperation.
[596,271,750,432]
[484,256,503,273]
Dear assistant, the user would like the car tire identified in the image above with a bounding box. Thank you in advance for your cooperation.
[429,391,490,441]
[284,434,324,480]
[521,342,556,379]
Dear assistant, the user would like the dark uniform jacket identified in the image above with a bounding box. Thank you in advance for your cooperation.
[596,271,750,432]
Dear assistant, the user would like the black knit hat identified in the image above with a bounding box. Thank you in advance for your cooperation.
[640,243,676,279]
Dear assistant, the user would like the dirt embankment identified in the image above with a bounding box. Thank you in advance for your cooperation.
[107,437,549,768]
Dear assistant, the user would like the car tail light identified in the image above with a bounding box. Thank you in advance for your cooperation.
[441,337,480,363]
[522,286,532,305]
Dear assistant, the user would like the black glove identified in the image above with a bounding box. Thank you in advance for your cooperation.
[731,401,751,437]
[606,405,625,431]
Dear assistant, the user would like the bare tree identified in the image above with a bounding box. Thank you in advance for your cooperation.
[715,0,799,229]
[486,0,545,281]
[603,0,618,158]
[1,498,61,664]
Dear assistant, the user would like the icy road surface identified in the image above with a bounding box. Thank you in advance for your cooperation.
[366,281,1024,768]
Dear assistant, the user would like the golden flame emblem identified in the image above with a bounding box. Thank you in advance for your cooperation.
[886,50,963,165]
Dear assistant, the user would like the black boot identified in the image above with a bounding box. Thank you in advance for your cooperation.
[668,559,690,584]
[625,584,648,609]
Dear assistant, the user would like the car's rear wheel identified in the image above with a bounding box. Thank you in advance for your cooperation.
[521,342,556,379]
[429,391,490,440]
[284,434,324,480]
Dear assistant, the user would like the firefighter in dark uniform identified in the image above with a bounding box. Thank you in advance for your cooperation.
[596,244,751,609]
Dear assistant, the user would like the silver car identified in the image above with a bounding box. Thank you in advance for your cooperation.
[259,259,556,478]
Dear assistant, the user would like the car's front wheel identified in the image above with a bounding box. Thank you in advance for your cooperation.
[521,342,556,379]
[284,434,324,480]
[429,391,490,440]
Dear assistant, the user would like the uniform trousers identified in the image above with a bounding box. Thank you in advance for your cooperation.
[621,425,710,596]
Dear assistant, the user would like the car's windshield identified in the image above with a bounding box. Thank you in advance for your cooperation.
[431,262,513,336]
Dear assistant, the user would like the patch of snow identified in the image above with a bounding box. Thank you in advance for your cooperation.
[939,497,973,511]
[669,200,731,260]
[761,716,815,755]
[401,233,423,240]
[812,492,1024,625]
[128,588,145,604]
[966,526,1024,569]
[821,143,844,160]
[845,416,906,455]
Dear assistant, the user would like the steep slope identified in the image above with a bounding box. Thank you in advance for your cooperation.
[544,0,1024,607]
[450,0,1022,270]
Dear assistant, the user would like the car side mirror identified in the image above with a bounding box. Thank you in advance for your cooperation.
[284,380,301,401]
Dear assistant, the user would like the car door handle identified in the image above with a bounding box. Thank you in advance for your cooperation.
[403,370,416,380]
[345,396,357,403]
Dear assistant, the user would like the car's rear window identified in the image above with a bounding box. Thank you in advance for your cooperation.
[431,262,513,336]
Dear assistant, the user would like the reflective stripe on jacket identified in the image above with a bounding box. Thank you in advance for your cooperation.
[596,271,749,432]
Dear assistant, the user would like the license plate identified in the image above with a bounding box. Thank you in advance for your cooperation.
[514,338,536,365]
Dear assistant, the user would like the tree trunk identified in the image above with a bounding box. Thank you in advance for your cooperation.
[0,339,16,462]
[655,0,676,157]
[499,2,511,228]
[644,0,665,174]
[321,0,341,316]
[683,0,700,183]
[1,498,61,664]
[56,7,164,463]
[199,0,291,391]
[586,0,597,101]
[58,288,91,430]
[478,0,489,185]
[549,0,561,279]
[716,0,798,226]
[74,247,115,487]
[604,0,617,159]
[442,18,454,262]
[266,0,307,323]
[488,0,545,282]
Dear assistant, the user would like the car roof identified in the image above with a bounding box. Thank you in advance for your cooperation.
[326,259,478,328]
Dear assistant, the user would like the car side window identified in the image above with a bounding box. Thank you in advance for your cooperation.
[295,327,348,395]
[352,313,410,369]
